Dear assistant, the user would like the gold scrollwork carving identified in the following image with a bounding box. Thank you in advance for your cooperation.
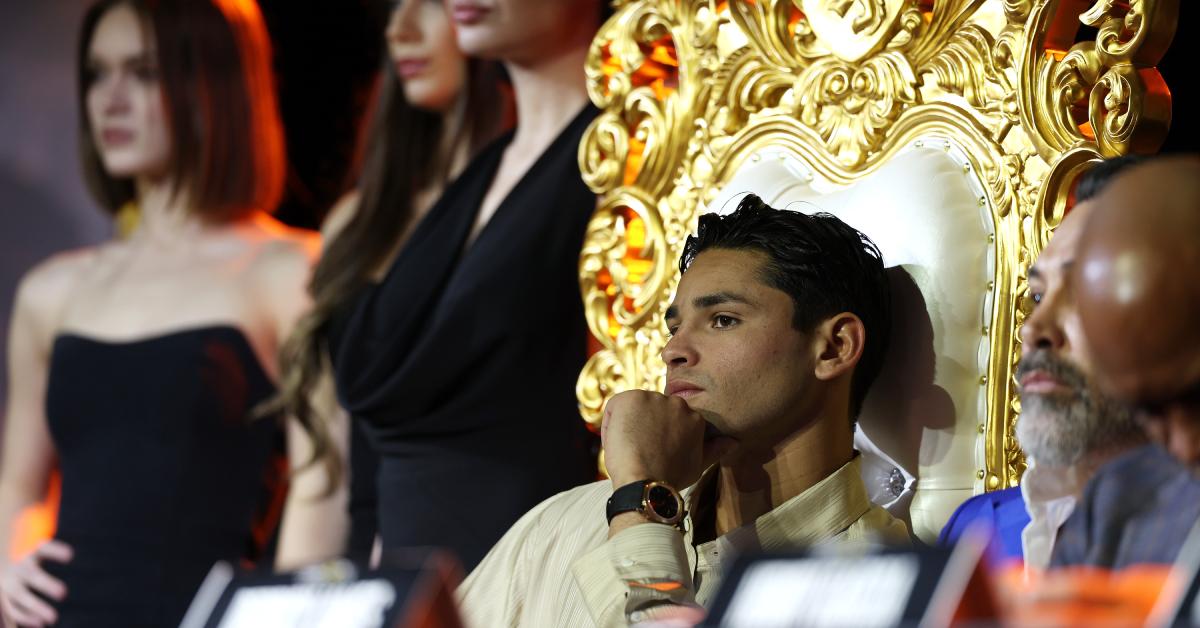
[579,0,1177,490]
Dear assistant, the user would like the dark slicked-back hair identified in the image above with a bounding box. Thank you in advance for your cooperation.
[679,194,891,422]
[1076,154,1146,203]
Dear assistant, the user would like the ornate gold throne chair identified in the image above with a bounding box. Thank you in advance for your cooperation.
[575,0,1176,542]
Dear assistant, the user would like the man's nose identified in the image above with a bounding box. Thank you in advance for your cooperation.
[1021,295,1066,356]
[661,330,698,367]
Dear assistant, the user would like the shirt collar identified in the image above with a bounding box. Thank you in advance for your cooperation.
[1020,457,1086,507]
[681,455,872,553]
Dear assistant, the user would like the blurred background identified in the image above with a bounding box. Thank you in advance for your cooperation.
[0,0,1197,423]
[0,0,389,414]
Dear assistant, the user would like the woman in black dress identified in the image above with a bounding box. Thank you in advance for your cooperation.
[279,0,609,572]
[0,1,341,626]
[274,0,510,566]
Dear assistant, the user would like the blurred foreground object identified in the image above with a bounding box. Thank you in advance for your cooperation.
[181,553,461,628]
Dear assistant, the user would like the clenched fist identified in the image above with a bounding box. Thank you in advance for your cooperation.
[601,390,737,491]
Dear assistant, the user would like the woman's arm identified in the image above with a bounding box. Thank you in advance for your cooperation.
[274,382,350,571]
[251,234,351,571]
[0,258,77,626]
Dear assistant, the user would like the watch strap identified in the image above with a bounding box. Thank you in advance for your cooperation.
[606,480,650,524]
[606,479,685,527]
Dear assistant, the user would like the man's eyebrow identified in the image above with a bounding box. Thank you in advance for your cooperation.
[1029,259,1074,281]
[665,292,755,321]
[694,291,754,309]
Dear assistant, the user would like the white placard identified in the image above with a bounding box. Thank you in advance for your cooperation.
[217,579,397,628]
[719,554,919,627]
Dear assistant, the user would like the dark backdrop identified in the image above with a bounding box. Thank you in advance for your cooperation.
[0,2,1196,426]
[0,0,387,422]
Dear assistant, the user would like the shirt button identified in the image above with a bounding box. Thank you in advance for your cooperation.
[619,558,636,568]
[631,611,646,623]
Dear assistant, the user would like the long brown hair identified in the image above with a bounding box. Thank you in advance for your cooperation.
[78,0,285,220]
[271,53,508,485]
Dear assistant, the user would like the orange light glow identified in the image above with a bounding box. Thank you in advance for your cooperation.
[599,37,679,184]
[592,209,656,341]
[620,211,652,320]
[625,136,645,186]
[630,580,686,592]
[599,36,679,103]
[9,473,59,561]
[995,563,1172,627]
[787,6,804,38]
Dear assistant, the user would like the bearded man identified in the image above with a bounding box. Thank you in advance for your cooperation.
[938,157,1147,573]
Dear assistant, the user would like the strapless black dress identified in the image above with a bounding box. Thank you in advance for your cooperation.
[327,105,600,572]
[42,326,283,627]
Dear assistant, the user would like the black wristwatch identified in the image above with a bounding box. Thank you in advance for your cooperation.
[606,480,685,527]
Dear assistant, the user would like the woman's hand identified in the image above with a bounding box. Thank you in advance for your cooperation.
[0,539,72,627]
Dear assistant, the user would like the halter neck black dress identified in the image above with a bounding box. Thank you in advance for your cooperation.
[42,326,282,627]
[327,106,599,571]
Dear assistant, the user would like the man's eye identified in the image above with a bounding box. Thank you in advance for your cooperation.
[666,325,678,337]
[713,315,738,328]
[1030,292,1043,305]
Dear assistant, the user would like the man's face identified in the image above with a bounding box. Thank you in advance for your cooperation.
[1017,201,1138,466]
[662,248,817,447]
[1071,160,1200,466]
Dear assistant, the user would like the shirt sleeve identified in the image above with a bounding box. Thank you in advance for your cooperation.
[457,500,543,628]
[571,523,698,626]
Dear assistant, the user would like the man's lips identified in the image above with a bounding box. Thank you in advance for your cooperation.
[665,380,703,398]
[450,3,490,24]
[1020,370,1067,394]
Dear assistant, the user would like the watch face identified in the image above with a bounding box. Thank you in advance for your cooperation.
[647,484,680,520]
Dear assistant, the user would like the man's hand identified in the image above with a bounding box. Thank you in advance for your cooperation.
[0,539,71,628]
[601,390,736,491]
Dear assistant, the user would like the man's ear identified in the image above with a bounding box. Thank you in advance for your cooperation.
[812,312,866,382]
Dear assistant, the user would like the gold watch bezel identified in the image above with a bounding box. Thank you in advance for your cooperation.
[640,480,685,526]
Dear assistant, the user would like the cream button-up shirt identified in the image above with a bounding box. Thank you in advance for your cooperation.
[457,455,911,627]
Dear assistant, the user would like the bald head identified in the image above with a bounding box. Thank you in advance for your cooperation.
[1072,156,1200,452]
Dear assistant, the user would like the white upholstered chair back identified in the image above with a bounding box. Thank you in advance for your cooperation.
[706,142,996,541]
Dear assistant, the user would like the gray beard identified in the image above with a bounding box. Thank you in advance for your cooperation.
[1017,387,1139,467]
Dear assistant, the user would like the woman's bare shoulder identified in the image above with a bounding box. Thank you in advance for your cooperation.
[17,246,105,307]
[245,214,320,270]
[240,216,320,317]
[12,244,109,338]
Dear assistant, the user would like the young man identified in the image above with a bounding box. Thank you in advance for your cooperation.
[457,195,909,627]
[938,158,1147,572]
